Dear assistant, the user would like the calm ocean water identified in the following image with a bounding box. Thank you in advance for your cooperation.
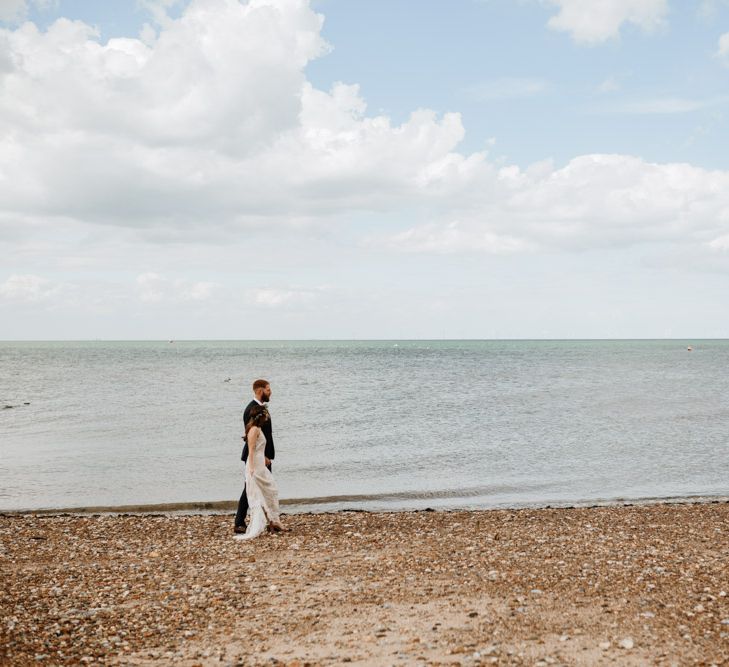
[1,340,727,513]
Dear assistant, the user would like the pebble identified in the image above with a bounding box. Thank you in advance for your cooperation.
[1,504,728,665]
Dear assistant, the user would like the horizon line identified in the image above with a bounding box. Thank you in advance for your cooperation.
[0,337,724,343]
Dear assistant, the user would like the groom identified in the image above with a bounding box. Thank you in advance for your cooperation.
[234,379,275,534]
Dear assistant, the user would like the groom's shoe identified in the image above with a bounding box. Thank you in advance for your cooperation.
[234,525,246,535]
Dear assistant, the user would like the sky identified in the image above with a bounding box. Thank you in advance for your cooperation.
[1,0,729,340]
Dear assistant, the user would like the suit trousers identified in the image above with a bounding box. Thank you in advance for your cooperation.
[234,461,272,528]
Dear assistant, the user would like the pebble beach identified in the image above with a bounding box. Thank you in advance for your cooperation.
[1,502,728,666]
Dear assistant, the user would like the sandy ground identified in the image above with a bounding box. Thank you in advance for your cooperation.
[1,502,728,666]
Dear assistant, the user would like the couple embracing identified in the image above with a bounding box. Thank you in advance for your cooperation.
[233,379,286,540]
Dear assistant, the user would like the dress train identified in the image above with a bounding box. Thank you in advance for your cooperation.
[234,430,281,541]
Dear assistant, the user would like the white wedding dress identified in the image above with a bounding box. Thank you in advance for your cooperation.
[234,429,282,541]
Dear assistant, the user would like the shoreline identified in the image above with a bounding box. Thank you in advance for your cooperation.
[3,492,729,517]
[2,501,728,665]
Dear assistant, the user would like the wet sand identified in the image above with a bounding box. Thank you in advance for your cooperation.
[1,502,728,666]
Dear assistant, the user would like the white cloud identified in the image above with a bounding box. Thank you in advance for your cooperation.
[597,96,720,114]
[0,273,61,302]
[0,0,26,22]
[0,0,728,275]
[384,223,533,255]
[247,287,321,307]
[0,0,468,230]
[717,31,729,61]
[0,271,322,314]
[708,233,729,251]
[136,0,187,28]
[596,76,621,94]
[546,0,668,44]
[699,1,729,19]
[135,272,219,303]
[0,0,54,23]
[381,154,729,255]
[186,280,217,301]
[0,0,328,155]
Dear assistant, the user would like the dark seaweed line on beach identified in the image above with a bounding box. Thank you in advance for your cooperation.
[2,490,728,517]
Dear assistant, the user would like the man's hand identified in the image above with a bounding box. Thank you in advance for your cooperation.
[265,457,271,467]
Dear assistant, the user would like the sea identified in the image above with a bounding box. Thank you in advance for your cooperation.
[1,340,728,514]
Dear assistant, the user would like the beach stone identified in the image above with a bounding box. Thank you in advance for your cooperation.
[3,505,729,665]
[599,641,611,650]
[619,638,634,650]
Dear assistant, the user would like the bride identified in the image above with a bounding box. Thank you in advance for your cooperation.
[234,404,285,540]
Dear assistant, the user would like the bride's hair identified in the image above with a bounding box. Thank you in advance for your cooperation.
[245,404,270,436]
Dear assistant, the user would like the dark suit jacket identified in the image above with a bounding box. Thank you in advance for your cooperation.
[240,399,275,462]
